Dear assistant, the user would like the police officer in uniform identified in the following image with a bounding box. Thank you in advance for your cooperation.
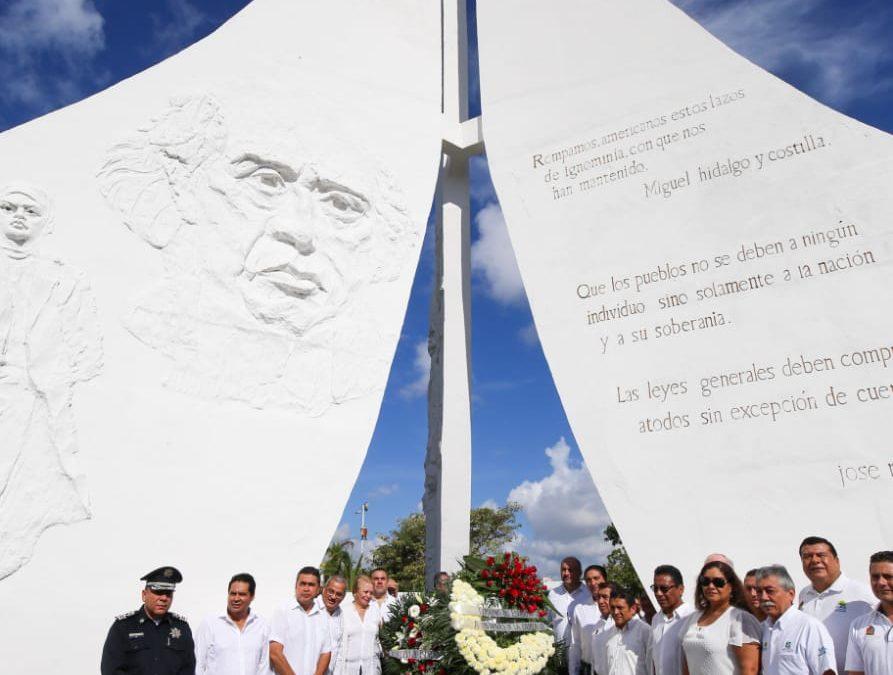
[101,566,196,674]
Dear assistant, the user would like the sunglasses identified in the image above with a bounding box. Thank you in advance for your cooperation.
[650,584,678,593]
[699,576,728,589]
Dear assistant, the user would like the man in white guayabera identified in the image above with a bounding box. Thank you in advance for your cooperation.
[0,182,102,580]
[97,95,416,417]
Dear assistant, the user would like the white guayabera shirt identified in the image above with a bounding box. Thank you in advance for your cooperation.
[194,610,271,675]
[799,574,875,674]
[549,584,591,646]
[270,600,332,675]
[603,618,654,675]
[314,596,344,675]
[845,607,893,675]
[651,603,695,675]
[569,602,612,673]
[761,607,837,675]
[375,595,398,623]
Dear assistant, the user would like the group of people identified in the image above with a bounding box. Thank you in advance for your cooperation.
[551,537,892,675]
[99,536,892,675]
[100,564,418,675]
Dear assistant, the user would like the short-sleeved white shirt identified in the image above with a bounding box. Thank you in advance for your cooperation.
[270,599,332,675]
[194,610,271,675]
[652,603,695,675]
[845,607,893,675]
[681,607,762,675]
[314,597,343,675]
[569,602,611,673]
[549,584,591,645]
[800,575,875,674]
[603,618,654,675]
[762,607,837,675]
[374,595,397,623]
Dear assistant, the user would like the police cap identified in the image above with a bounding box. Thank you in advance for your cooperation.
[141,566,183,592]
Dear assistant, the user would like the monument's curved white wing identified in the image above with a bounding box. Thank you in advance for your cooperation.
[478,0,892,587]
[0,1,441,671]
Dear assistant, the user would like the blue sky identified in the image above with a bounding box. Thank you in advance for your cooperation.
[2,0,891,575]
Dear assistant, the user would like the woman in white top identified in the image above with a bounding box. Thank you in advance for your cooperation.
[333,575,382,675]
[681,561,761,675]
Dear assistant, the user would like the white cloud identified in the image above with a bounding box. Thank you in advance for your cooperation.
[0,0,106,112]
[518,323,540,348]
[369,483,400,499]
[674,0,893,106]
[0,0,104,54]
[471,202,526,305]
[150,0,207,54]
[469,155,498,204]
[331,521,351,543]
[400,338,431,399]
[508,438,612,575]
[478,499,499,510]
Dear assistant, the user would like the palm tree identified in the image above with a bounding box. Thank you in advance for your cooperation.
[321,538,355,580]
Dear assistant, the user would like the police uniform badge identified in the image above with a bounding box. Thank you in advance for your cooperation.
[170,627,182,639]
[866,626,875,636]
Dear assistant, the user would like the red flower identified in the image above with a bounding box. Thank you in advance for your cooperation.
[481,569,490,579]
[486,556,495,566]
[538,609,547,617]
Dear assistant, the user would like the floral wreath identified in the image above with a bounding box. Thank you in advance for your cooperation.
[381,553,564,675]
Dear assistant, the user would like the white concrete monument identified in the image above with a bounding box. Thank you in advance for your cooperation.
[478,0,892,586]
[0,1,441,672]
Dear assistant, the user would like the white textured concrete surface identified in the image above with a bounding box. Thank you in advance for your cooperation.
[479,0,893,592]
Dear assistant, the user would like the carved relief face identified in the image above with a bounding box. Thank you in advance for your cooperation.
[0,191,48,247]
[99,96,410,339]
[195,151,376,334]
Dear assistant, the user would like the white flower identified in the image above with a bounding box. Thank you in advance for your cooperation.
[408,604,421,619]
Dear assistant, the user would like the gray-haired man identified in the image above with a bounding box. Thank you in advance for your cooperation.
[758,565,837,675]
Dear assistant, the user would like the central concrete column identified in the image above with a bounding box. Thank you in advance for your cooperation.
[423,0,474,585]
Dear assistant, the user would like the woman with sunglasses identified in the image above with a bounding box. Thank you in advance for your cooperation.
[681,561,761,675]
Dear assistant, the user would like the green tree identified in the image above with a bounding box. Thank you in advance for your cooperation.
[321,538,354,578]
[470,501,521,556]
[371,511,427,590]
[603,523,645,597]
[372,504,522,590]
[321,538,367,589]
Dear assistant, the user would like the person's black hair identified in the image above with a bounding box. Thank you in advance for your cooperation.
[296,566,321,583]
[653,565,683,586]
[229,572,256,595]
[598,581,619,594]
[610,587,638,607]
[584,564,608,580]
[694,561,750,612]
[744,568,758,579]
[799,536,838,558]
[870,551,893,564]
[561,557,582,576]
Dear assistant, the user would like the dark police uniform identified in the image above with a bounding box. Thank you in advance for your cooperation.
[101,566,196,675]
